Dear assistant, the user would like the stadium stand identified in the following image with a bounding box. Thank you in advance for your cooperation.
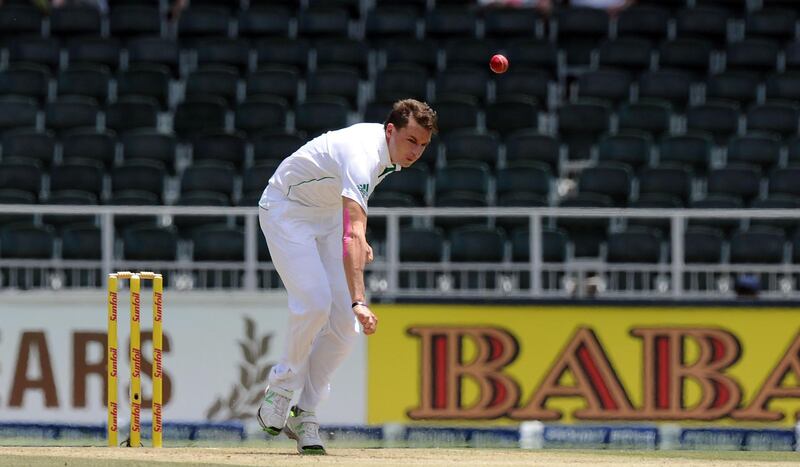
[0,0,799,298]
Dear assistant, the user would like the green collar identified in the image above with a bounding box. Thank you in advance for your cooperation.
[379,165,398,177]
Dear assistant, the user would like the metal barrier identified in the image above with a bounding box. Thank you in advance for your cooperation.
[1,204,800,299]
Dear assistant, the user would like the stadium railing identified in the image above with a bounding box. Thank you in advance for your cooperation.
[0,204,799,300]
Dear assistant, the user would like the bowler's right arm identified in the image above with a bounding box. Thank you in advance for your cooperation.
[342,196,378,334]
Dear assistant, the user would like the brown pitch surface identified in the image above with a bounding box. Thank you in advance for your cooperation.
[2,447,800,467]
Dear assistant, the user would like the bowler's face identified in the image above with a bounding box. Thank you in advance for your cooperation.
[386,118,433,168]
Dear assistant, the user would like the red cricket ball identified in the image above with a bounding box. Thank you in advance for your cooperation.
[490,54,509,74]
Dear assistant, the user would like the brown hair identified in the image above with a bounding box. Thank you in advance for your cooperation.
[384,99,438,134]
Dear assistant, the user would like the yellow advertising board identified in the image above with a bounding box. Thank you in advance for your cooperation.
[368,305,800,427]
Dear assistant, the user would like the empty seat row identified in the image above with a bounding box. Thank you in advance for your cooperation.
[0,35,550,75]
[11,157,800,235]
[10,125,800,200]
[8,68,800,144]
[7,38,800,125]
[0,95,345,138]
[364,159,800,223]
[7,117,800,171]
[398,225,800,266]
[556,99,800,159]
[0,5,358,42]
[580,69,800,108]
[0,127,300,175]
[0,61,544,107]
[0,95,161,135]
[0,186,248,238]
[0,127,183,172]
[581,130,800,173]
[5,221,799,270]
[595,226,799,265]
[0,62,173,106]
[0,157,253,204]
[575,161,800,207]
[9,31,800,80]
[0,222,262,262]
[4,4,798,43]
[1,34,792,75]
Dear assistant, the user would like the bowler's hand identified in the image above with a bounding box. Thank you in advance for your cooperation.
[353,304,377,335]
[366,243,374,263]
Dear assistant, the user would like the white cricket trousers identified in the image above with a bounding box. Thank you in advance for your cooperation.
[258,195,359,412]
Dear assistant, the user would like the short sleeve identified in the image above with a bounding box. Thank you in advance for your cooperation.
[340,154,371,213]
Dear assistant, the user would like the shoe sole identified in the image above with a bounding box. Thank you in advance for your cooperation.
[262,426,282,436]
[299,446,326,455]
[284,425,327,455]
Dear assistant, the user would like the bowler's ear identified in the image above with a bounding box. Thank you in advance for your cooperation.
[385,122,395,138]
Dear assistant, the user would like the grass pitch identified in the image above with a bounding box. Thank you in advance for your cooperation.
[1,446,799,467]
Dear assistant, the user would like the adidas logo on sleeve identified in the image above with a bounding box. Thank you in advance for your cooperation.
[357,183,369,199]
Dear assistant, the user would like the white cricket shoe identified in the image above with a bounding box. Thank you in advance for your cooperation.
[284,407,326,455]
[256,386,294,436]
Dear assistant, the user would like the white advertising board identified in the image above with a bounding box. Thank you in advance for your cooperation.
[0,290,366,428]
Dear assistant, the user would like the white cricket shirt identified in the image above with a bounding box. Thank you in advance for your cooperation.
[259,123,400,213]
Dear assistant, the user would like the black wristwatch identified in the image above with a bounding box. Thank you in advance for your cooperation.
[351,301,368,308]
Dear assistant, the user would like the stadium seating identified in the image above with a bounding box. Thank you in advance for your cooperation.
[121,130,178,174]
[638,71,691,109]
[196,38,250,74]
[504,130,560,172]
[557,193,613,258]
[597,131,652,170]
[616,5,669,41]
[0,63,50,103]
[0,96,37,135]
[45,96,99,135]
[117,64,170,108]
[108,190,160,231]
[252,131,304,165]
[123,225,178,261]
[0,157,42,200]
[61,223,101,260]
[8,37,60,72]
[449,225,505,289]
[50,5,101,38]
[658,38,712,77]
[49,159,104,199]
[69,37,122,71]
[0,5,42,43]
[128,37,180,76]
[42,190,98,231]
[443,130,500,168]
[597,38,653,74]
[110,5,161,39]
[638,166,692,205]
[238,6,292,39]
[1,130,55,168]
